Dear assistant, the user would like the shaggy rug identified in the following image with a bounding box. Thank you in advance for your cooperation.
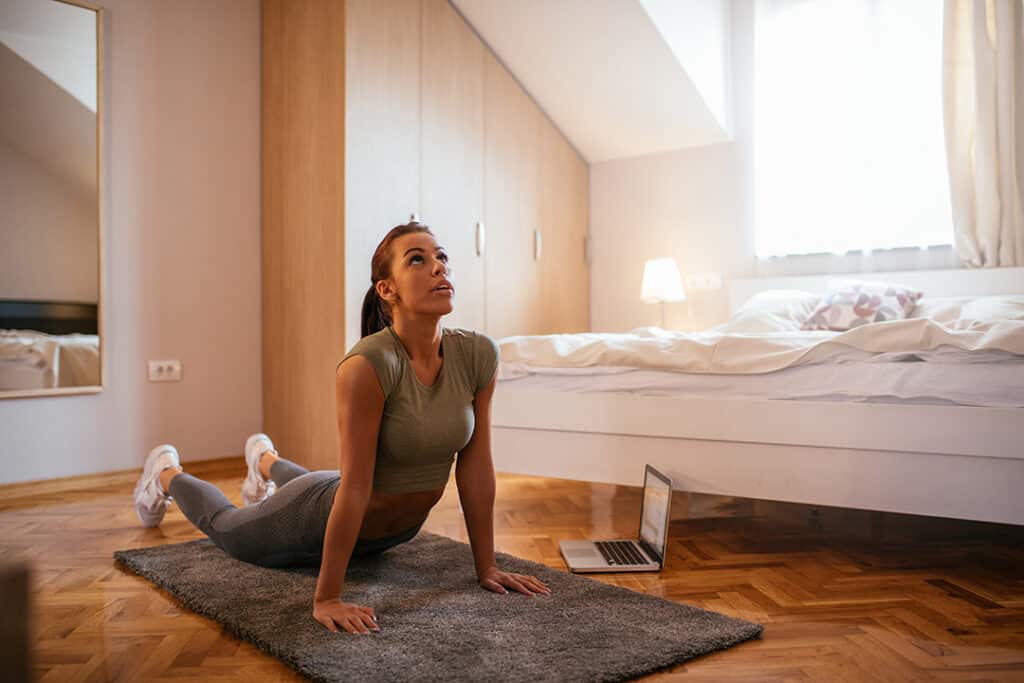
[114,531,762,682]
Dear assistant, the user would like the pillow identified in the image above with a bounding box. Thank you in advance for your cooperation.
[802,279,923,331]
[736,290,821,323]
[720,290,821,333]
[907,295,1024,329]
[959,296,1024,323]
[906,296,972,324]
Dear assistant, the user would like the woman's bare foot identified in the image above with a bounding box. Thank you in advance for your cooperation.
[158,466,183,494]
[257,450,280,480]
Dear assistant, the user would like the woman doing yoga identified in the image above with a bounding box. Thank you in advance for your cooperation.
[132,220,550,635]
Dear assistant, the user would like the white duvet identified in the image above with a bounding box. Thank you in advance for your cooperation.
[496,317,1024,376]
[0,330,100,388]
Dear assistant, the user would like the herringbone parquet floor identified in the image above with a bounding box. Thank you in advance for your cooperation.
[1,456,1022,681]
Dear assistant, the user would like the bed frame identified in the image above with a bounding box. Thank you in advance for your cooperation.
[490,266,1024,526]
[0,300,98,335]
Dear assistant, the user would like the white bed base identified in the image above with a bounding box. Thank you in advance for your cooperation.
[491,266,1024,526]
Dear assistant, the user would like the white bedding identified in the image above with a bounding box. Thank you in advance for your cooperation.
[0,330,100,389]
[496,318,1024,375]
[493,294,1024,407]
[496,360,1024,408]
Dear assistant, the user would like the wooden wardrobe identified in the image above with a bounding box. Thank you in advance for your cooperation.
[262,0,590,469]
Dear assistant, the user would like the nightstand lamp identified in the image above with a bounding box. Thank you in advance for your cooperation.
[641,257,686,329]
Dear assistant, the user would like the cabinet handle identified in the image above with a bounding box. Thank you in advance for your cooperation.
[534,228,542,261]
[584,235,591,265]
[476,221,485,257]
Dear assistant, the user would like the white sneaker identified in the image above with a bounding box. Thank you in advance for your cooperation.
[134,444,181,527]
[241,433,277,506]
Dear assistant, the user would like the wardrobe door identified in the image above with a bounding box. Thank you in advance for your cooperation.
[567,143,591,332]
[484,50,541,339]
[345,0,421,350]
[421,0,485,333]
[538,114,589,333]
[556,125,590,334]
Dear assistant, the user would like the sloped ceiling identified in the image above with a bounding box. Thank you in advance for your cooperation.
[451,0,732,164]
[0,0,96,112]
[0,0,97,197]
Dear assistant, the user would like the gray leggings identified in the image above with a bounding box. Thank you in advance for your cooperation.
[167,458,424,568]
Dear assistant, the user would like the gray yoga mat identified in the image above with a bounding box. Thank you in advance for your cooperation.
[114,531,762,682]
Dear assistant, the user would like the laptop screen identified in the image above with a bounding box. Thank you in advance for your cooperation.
[639,468,671,560]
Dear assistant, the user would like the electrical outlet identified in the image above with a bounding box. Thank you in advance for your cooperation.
[148,360,182,382]
[684,272,723,291]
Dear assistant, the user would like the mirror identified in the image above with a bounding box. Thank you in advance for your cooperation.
[0,0,102,398]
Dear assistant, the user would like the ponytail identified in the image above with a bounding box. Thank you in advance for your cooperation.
[361,284,391,338]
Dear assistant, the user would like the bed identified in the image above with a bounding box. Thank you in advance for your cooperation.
[489,267,1024,526]
[0,300,101,390]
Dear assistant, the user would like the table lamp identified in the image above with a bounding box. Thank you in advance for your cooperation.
[641,257,686,329]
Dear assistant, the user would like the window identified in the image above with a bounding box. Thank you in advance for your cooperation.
[753,0,954,259]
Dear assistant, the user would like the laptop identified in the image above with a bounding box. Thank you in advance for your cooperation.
[559,465,673,573]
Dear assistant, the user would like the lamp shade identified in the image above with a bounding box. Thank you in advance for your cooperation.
[640,257,686,304]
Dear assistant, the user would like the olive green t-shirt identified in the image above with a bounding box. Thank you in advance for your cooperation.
[336,325,500,494]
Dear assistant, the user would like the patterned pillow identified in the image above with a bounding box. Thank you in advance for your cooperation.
[802,279,923,331]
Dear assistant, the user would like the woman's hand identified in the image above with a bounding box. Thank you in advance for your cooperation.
[313,598,380,634]
[478,566,551,596]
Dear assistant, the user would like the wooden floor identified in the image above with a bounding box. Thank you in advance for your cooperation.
[2,456,1023,682]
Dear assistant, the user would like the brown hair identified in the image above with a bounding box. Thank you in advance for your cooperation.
[361,221,435,337]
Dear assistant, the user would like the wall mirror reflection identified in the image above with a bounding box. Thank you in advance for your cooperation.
[0,0,102,398]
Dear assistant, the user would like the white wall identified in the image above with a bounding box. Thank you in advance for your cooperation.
[0,0,262,485]
[590,1,754,332]
[0,142,97,302]
[0,0,97,112]
[591,139,750,332]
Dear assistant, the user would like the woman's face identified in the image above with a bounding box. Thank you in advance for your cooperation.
[379,232,454,319]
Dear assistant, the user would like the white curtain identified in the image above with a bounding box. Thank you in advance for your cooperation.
[942,0,1024,267]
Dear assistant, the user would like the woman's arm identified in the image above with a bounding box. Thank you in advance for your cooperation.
[312,356,383,633]
[454,375,498,576]
[455,375,550,596]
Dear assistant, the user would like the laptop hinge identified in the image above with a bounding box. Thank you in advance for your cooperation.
[639,539,661,565]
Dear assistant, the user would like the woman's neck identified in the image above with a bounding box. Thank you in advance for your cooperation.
[390,319,443,362]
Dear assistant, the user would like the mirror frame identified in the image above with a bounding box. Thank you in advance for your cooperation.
[1,0,105,400]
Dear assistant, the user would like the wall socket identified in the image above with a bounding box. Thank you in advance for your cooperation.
[684,272,723,291]
[148,360,182,382]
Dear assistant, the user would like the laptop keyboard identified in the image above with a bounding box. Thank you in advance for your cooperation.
[595,540,648,566]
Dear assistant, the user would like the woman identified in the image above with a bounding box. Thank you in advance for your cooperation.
[132,221,551,635]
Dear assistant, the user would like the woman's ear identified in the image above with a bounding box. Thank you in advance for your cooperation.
[377,279,398,306]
